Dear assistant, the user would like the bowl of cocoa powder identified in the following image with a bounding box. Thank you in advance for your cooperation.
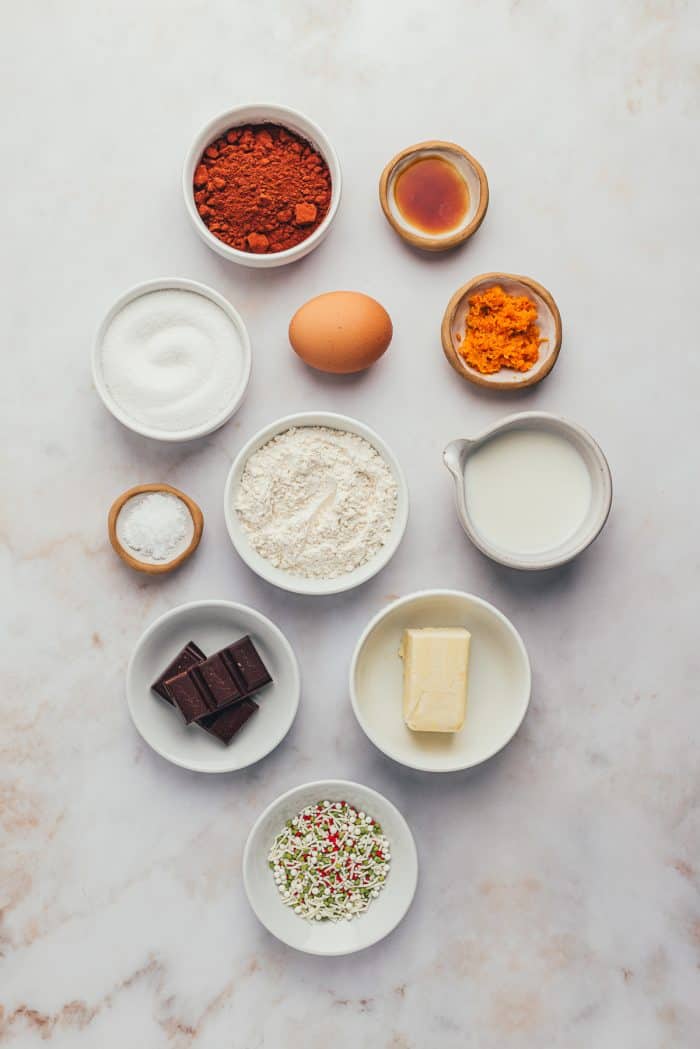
[183,104,342,268]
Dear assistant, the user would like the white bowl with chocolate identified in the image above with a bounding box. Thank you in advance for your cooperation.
[183,103,342,268]
[127,600,300,773]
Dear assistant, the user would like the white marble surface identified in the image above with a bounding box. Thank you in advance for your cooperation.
[1,2,699,1046]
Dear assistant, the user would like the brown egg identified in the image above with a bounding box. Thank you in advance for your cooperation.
[289,291,392,374]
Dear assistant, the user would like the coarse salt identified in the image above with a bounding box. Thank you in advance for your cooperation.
[117,492,193,564]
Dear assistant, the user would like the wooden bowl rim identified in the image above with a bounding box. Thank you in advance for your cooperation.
[107,483,204,574]
[379,140,489,252]
[440,272,563,390]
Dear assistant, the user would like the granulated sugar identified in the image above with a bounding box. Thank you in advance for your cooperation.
[100,288,244,433]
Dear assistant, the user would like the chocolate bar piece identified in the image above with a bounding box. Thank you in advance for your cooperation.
[163,669,211,723]
[229,635,273,693]
[165,636,272,724]
[199,698,258,744]
[151,641,206,703]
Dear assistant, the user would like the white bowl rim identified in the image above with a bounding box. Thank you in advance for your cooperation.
[349,588,532,772]
[242,778,418,955]
[92,277,252,442]
[126,598,300,773]
[223,411,410,596]
[444,410,613,570]
[182,102,342,266]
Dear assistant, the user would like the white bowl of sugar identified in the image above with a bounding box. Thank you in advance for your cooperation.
[92,278,251,442]
[224,412,409,596]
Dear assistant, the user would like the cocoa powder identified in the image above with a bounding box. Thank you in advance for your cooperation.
[193,124,332,254]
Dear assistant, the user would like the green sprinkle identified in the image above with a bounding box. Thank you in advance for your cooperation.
[268,800,391,924]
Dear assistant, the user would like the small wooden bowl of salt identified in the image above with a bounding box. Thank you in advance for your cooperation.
[108,484,204,574]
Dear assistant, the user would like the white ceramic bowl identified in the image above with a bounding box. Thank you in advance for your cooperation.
[93,278,252,442]
[183,104,342,268]
[443,412,613,570]
[224,411,409,596]
[243,780,418,955]
[350,590,531,773]
[126,600,300,773]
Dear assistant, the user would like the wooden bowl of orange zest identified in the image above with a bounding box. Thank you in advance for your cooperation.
[441,272,562,390]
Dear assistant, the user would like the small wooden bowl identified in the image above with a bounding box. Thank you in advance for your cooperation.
[379,141,489,251]
[108,484,203,575]
[441,272,563,390]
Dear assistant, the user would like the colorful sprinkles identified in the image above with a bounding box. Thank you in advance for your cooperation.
[268,800,391,922]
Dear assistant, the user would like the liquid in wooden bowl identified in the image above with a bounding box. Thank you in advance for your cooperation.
[394,155,469,235]
[379,141,489,252]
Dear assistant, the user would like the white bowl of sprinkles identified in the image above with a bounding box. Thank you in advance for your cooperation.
[243,780,418,955]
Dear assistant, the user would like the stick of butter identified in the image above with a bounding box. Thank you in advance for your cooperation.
[399,627,471,733]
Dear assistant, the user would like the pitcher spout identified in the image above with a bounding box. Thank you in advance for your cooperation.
[443,438,470,478]
[443,438,472,535]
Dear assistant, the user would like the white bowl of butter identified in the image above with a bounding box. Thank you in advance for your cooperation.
[350,590,531,773]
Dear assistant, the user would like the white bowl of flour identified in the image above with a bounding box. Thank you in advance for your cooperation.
[224,412,409,595]
[93,278,251,441]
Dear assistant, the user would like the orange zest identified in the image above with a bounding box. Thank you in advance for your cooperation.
[459,284,543,374]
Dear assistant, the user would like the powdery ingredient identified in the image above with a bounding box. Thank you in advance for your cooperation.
[101,289,243,433]
[193,123,331,254]
[234,427,398,579]
[119,492,191,563]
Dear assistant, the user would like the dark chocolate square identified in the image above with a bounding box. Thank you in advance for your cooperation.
[158,634,273,726]
[227,636,273,693]
[194,651,245,708]
[199,698,258,744]
[164,669,211,723]
[151,641,206,703]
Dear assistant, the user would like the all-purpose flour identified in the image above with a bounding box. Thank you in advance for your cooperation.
[234,427,398,579]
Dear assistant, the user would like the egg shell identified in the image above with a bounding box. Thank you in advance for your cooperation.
[289,291,392,374]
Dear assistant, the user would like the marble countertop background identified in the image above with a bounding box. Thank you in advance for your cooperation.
[1,1,698,1046]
